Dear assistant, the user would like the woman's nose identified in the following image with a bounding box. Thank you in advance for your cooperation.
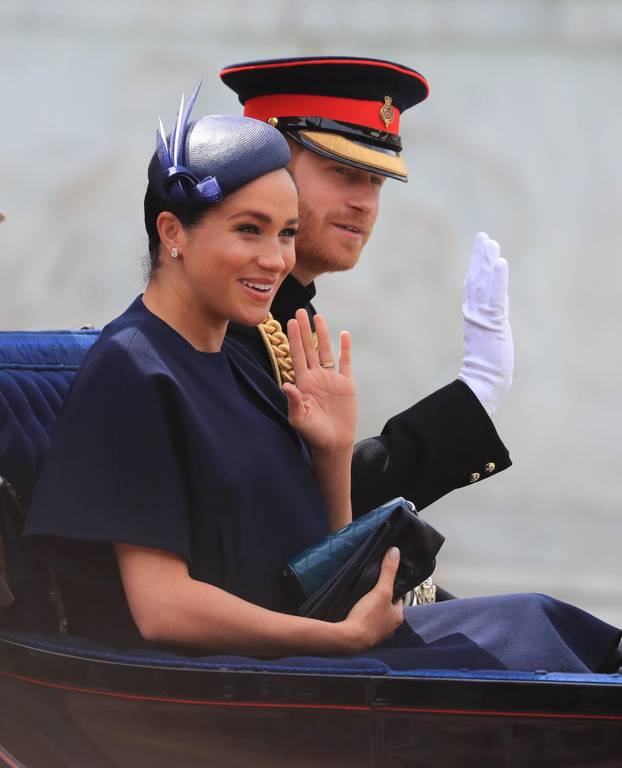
[257,240,288,271]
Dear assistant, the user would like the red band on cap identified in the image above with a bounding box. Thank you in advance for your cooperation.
[244,94,401,135]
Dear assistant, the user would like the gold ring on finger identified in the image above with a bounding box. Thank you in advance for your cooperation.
[320,361,336,369]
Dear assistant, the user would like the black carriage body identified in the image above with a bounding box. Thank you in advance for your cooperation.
[0,632,622,768]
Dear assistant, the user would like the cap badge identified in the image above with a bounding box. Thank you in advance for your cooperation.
[267,116,279,127]
[380,96,395,128]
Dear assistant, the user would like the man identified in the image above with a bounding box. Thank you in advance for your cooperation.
[220,56,513,519]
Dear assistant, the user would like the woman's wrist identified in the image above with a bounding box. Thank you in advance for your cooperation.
[334,617,365,654]
[310,446,353,465]
[306,615,362,655]
[311,447,353,531]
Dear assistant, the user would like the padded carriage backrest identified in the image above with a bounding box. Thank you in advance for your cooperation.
[0,330,100,502]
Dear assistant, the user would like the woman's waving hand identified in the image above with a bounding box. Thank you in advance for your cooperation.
[283,309,356,455]
[283,309,357,531]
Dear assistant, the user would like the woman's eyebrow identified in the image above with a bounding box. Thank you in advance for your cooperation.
[228,210,272,223]
[228,211,299,226]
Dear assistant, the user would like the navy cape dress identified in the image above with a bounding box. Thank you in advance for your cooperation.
[23,298,621,671]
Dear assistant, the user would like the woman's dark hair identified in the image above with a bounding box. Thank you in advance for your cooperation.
[143,186,213,276]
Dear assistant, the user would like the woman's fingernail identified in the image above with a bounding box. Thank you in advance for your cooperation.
[389,546,400,561]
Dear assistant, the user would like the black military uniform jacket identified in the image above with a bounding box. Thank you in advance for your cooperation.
[227,275,511,519]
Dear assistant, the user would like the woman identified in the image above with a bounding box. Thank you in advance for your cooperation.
[23,90,400,656]
[24,89,621,671]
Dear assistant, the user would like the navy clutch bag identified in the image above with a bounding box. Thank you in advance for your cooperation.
[284,498,445,622]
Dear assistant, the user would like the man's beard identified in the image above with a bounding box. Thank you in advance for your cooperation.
[294,202,367,277]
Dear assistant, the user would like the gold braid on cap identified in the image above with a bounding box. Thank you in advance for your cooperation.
[257,313,319,388]
[257,313,295,387]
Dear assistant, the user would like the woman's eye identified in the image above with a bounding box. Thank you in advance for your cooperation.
[237,223,260,235]
[279,228,298,239]
[332,166,348,176]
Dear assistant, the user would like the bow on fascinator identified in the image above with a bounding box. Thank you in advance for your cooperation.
[155,82,223,204]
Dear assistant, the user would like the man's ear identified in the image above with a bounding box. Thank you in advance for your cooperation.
[156,211,186,254]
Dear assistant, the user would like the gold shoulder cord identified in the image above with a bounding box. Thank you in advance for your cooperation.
[256,314,319,387]
[257,313,295,387]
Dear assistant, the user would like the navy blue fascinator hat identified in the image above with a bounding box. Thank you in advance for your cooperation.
[147,82,291,206]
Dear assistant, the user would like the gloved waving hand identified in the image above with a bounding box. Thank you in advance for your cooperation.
[458,232,514,416]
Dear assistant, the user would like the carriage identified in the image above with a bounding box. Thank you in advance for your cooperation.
[0,328,620,767]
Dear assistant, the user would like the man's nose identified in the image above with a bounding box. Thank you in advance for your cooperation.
[346,181,379,216]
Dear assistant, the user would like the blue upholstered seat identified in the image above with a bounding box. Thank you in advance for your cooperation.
[1,627,620,683]
[0,330,99,500]
[0,330,99,625]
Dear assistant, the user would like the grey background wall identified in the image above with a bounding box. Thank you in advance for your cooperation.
[2,0,621,627]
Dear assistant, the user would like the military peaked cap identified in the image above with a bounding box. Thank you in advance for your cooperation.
[219,56,429,182]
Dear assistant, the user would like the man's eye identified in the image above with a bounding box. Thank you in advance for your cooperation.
[237,223,260,234]
[332,166,348,176]
[280,228,298,238]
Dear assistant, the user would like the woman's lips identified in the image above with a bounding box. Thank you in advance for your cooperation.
[239,278,276,301]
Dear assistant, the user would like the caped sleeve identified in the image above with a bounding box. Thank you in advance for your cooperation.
[24,328,192,575]
[350,379,512,517]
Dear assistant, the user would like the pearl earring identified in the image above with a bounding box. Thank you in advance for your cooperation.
[171,248,178,259]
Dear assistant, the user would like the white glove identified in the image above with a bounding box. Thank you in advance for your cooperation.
[458,232,513,416]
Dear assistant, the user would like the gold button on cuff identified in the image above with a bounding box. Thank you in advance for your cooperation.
[468,472,480,483]
[267,116,279,127]
[484,462,496,474]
